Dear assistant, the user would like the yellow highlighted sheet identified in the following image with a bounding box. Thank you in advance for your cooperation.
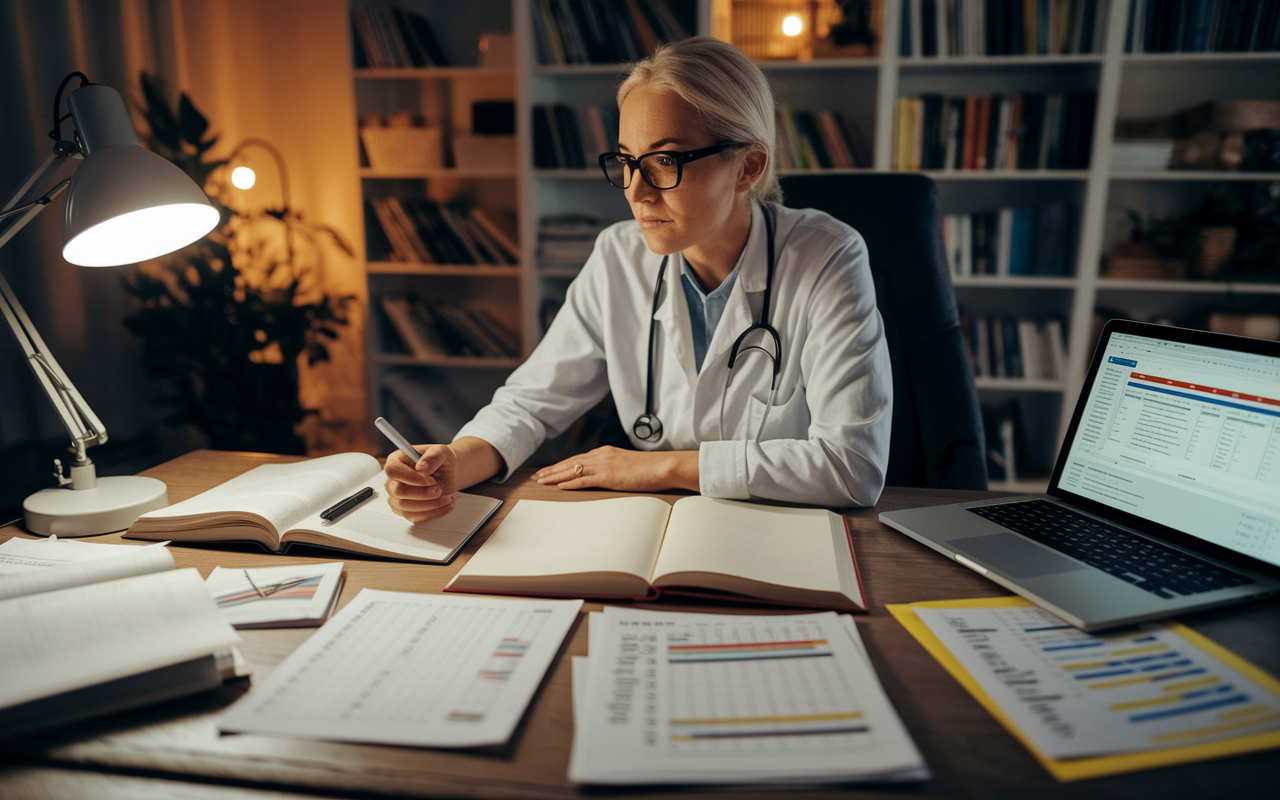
[888,597,1280,782]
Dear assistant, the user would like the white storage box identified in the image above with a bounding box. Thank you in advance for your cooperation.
[361,127,443,170]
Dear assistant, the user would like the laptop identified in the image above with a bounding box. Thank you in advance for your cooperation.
[880,319,1280,631]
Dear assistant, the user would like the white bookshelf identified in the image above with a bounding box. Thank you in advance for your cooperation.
[355,0,1280,484]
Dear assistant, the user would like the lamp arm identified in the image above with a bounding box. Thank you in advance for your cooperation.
[0,142,108,465]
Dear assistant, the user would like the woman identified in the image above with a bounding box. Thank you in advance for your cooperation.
[386,36,891,522]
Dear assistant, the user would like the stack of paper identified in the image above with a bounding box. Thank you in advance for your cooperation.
[570,607,928,785]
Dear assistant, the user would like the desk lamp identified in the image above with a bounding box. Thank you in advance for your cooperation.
[0,73,219,536]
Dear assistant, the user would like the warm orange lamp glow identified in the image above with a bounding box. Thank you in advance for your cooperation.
[231,166,257,190]
[782,14,804,37]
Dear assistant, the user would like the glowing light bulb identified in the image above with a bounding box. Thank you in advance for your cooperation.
[231,166,257,190]
[781,14,803,36]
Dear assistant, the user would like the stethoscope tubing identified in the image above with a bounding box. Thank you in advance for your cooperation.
[633,203,782,444]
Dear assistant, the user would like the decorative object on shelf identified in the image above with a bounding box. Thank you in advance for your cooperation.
[1105,209,1189,280]
[455,100,518,171]
[901,0,1104,57]
[1126,1,1280,54]
[121,74,354,456]
[1170,99,1280,171]
[479,31,515,67]
[0,72,219,536]
[1207,312,1280,341]
[360,116,444,171]
[811,0,881,58]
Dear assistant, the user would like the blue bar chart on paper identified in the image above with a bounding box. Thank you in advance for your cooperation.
[915,604,1280,758]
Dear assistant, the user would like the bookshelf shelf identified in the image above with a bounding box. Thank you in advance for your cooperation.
[1123,53,1280,65]
[374,354,524,368]
[1095,279,1280,295]
[537,268,581,279]
[899,55,1105,68]
[757,58,880,71]
[532,63,630,76]
[919,170,1091,181]
[367,262,522,277]
[951,276,1077,289]
[534,169,599,180]
[974,377,1067,393]
[360,167,517,179]
[355,67,515,79]
[1109,171,1280,182]
[778,168,878,176]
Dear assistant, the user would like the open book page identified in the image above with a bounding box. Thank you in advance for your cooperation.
[0,544,174,602]
[447,497,673,597]
[649,497,862,609]
[132,453,380,543]
[0,568,241,709]
[283,476,501,563]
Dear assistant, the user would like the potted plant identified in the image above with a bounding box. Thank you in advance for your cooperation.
[120,73,353,455]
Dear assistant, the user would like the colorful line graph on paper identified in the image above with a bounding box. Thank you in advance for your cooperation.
[665,620,873,750]
[214,575,322,607]
[914,604,1280,758]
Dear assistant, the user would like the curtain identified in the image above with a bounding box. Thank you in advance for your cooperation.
[0,0,366,498]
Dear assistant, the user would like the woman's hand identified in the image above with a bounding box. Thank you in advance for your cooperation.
[535,447,699,493]
[384,444,459,523]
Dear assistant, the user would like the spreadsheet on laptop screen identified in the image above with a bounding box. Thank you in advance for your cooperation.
[1057,332,1280,569]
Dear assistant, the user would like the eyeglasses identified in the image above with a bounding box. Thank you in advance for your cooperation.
[598,142,745,190]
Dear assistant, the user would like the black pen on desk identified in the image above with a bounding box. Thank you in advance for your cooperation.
[320,486,375,522]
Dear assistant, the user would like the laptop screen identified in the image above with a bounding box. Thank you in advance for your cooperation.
[1054,329,1280,570]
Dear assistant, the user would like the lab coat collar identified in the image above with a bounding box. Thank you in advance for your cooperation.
[702,203,770,374]
[650,251,696,382]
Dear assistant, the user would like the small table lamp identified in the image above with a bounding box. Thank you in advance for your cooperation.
[0,73,219,536]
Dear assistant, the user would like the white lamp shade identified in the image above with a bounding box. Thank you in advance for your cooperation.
[61,145,219,267]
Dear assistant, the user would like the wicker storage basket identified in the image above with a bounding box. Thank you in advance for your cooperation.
[361,127,443,170]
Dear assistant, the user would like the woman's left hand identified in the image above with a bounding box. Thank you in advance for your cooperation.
[535,447,698,493]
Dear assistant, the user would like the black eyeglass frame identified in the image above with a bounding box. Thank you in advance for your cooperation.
[598,142,746,190]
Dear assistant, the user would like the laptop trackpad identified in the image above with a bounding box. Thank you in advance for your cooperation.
[951,534,1087,579]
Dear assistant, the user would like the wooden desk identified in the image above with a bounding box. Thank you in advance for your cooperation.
[2,449,1277,799]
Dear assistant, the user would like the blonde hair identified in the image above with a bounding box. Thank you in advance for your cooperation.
[617,36,781,204]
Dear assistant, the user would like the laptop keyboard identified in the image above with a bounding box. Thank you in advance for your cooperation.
[967,500,1253,599]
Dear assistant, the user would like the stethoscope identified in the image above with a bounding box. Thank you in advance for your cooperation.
[632,203,782,444]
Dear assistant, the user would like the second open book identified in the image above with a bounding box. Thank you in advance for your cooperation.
[446,496,866,611]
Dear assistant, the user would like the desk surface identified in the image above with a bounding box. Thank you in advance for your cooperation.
[2,449,1277,800]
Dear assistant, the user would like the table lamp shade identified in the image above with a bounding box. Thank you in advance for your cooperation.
[60,84,219,267]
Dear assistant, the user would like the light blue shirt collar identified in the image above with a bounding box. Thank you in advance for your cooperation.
[679,249,745,373]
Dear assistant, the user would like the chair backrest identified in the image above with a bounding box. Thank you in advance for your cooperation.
[780,173,987,490]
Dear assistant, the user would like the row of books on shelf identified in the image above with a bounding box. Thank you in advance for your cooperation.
[776,107,870,170]
[1126,0,1280,53]
[532,0,690,65]
[943,204,1076,276]
[532,104,619,170]
[962,315,1068,380]
[379,295,521,359]
[901,0,1108,58]
[365,199,518,266]
[538,214,610,271]
[350,5,448,69]
[893,93,1096,171]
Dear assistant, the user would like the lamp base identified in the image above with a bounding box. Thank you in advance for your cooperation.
[23,476,169,537]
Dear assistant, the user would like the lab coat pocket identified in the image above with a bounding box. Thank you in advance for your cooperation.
[745,386,810,441]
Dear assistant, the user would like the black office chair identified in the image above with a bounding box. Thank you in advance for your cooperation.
[781,173,987,490]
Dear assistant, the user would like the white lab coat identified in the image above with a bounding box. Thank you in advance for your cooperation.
[455,202,893,507]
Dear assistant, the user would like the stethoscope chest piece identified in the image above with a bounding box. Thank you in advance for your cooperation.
[632,413,662,442]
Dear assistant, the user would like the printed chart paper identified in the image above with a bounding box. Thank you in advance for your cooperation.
[218,589,581,747]
[569,607,926,785]
[912,603,1280,759]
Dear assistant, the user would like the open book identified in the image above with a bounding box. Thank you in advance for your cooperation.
[125,453,501,564]
[446,496,866,611]
[0,541,242,739]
